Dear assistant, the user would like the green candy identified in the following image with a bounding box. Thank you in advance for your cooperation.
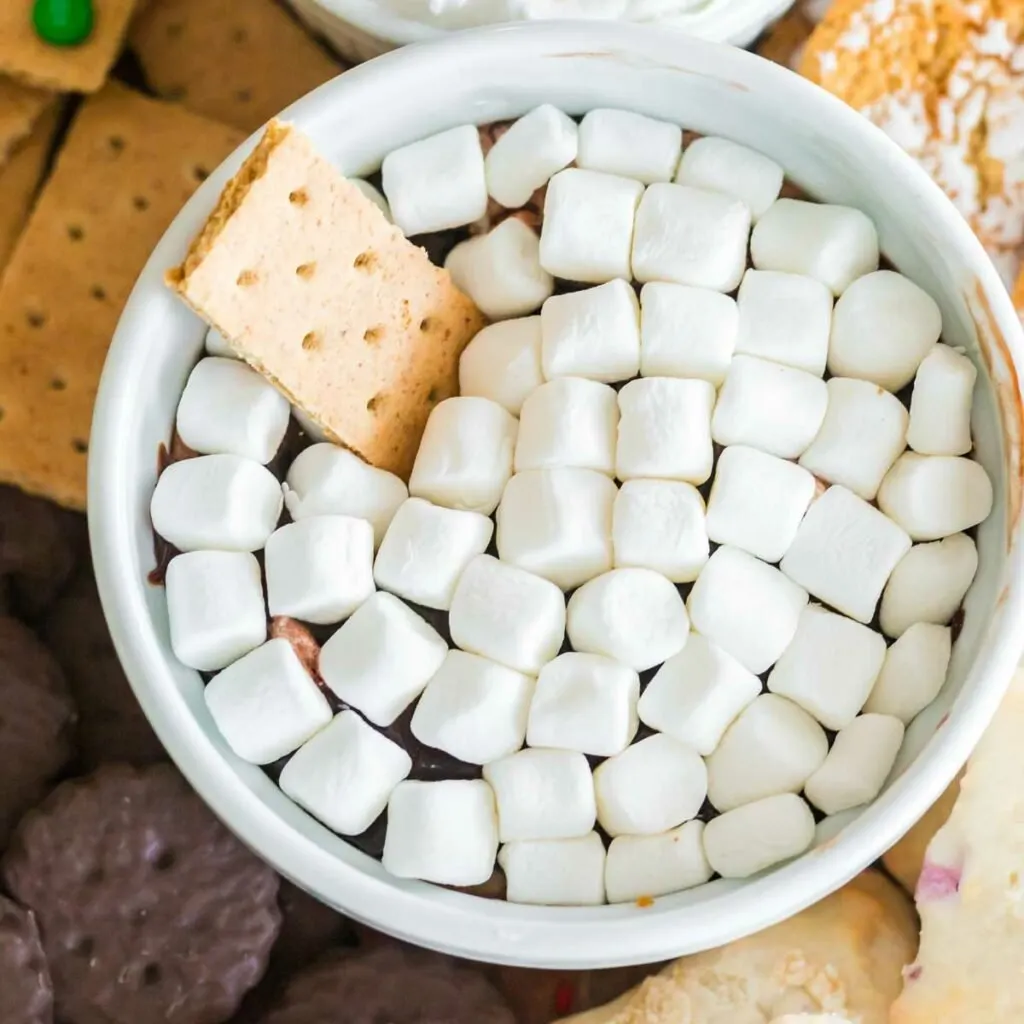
[32,0,94,47]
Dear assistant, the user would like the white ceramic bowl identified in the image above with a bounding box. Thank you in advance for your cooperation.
[90,23,1024,969]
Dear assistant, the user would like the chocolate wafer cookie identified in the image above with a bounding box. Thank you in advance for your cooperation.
[0,894,53,1024]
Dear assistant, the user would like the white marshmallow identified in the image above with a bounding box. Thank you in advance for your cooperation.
[350,178,392,221]
[408,397,518,515]
[877,452,993,541]
[151,454,283,553]
[706,694,828,812]
[880,533,978,639]
[165,551,266,672]
[907,344,977,455]
[639,282,738,385]
[706,445,816,563]
[798,377,909,500]
[515,377,618,475]
[318,592,447,726]
[411,650,534,765]
[280,710,411,835]
[616,377,716,485]
[541,279,641,383]
[527,652,639,756]
[674,136,783,221]
[204,326,234,357]
[539,168,643,283]
[496,469,615,590]
[686,546,808,675]
[750,199,879,295]
[703,793,816,878]
[567,568,690,672]
[863,622,952,723]
[828,270,942,390]
[605,820,712,903]
[577,108,682,184]
[499,833,606,906]
[449,555,565,675]
[638,633,761,756]
[711,355,828,460]
[284,444,407,548]
[372,497,493,611]
[594,734,707,837]
[381,125,487,236]
[631,183,750,292]
[483,748,595,841]
[780,485,911,624]
[383,779,498,886]
[458,316,543,415]
[767,604,886,730]
[176,357,291,464]
[445,218,554,320]
[613,479,709,583]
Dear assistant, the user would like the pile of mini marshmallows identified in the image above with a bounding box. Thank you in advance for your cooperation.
[151,106,994,907]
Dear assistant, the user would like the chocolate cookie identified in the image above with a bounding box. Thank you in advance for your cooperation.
[2,763,282,1024]
[0,894,53,1024]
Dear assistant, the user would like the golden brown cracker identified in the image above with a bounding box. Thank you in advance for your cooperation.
[756,10,815,69]
[0,82,244,509]
[0,77,53,166]
[1014,265,1024,319]
[130,0,343,133]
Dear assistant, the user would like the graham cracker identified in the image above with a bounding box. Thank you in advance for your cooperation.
[1014,266,1024,322]
[0,82,244,510]
[0,77,53,166]
[168,121,487,480]
[130,0,343,133]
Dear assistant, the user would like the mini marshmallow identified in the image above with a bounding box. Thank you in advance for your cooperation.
[150,454,283,553]
[280,711,411,835]
[577,108,682,184]
[408,397,517,515]
[541,279,641,383]
[515,377,618,475]
[445,218,554,320]
[798,377,909,501]
[458,316,543,415]
[499,833,606,906]
[674,136,783,221]
[165,551,266,672]
[176,357,291,464]
[449,555,566,675]
[711,355,828,460]
[863,622,952,723]
[496,469,616,590]
[639,282,738,385]
[411,650,534,765]
[907,344,978,455]
[877,452,993,541]
[372,497,493,611]
[638,632,761,755]
[204,326,233,357]
[750,199,879,295]
[483,748,596,841]
[880,533,978,639]
[616,377,716,485]
[706,694,828,812]
[567,568,690,672]
[767,604,886,730]
[686,546,808,674]
[780,485,911,624]
[828,270,942,390]
[539,168,643,283]
[702,793,816,878]
[594,733,708,837]
[349,178,392,221]
[804,713,905,815]
[381,124,487,236]
[613,479,709,582]
[631,183,750,292]
[526,653,640,756]
[706,445,816,563]
[318,592,447,726]
[383,779,498,886]
[605,821,712,903]
[485,104,578,208]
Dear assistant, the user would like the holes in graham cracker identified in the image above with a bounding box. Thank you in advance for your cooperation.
[363,326,385,345]
[301,331,320,352]
[419,317,436,333]
[166,21,184,37]
[289,188,310,207]
[133,196,150,212]
[193,165,210,183]
[91,285,107,302]
[366,393,383,413]
[49,378,66,391]
[295,262,316,280]
[67,225,84,242]
[141,964,162,987]
[353,250,378,272]
[236,269,258,287]
[427,387,441,404]
[108,135,125,154]
[72,438,88,454]
[236,89,252,104]
[26,311,46,329]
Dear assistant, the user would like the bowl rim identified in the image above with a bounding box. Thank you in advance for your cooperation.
[90,21,1024,968]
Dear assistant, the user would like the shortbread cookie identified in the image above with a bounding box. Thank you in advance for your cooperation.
[882,773,961,894]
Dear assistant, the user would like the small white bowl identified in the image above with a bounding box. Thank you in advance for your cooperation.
[90,23,1024,969]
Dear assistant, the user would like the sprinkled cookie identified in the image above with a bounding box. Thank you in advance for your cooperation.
[0,894,53,1024]
[882,772,961,893]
